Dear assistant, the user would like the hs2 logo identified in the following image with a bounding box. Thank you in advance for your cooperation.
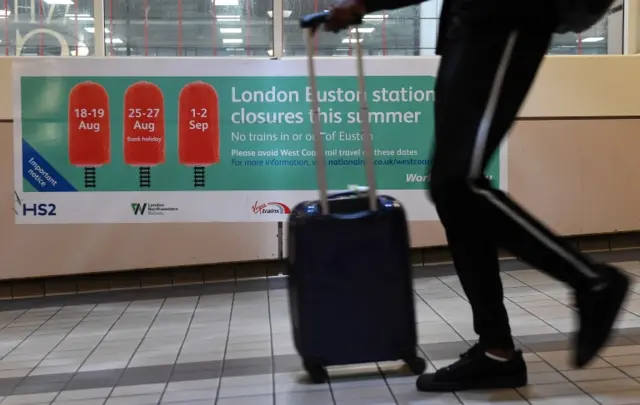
[13,192,57,216]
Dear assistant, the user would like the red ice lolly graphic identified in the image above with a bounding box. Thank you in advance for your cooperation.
[123,81,165,188]
[178,82,220,188]
[68,81,111,188]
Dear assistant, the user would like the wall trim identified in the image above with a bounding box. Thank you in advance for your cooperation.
[1,230,639,300]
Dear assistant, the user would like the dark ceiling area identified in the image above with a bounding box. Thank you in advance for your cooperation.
[2,0,612,57]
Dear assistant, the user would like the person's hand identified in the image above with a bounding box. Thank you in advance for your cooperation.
[324,0,366,33]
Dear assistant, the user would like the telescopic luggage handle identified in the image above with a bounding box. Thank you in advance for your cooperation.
[300,11,377,216]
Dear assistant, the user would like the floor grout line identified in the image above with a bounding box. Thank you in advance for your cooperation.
[212,289,236,405]
[156,296,201,405]
[48,300,134,405]
[266,282,277,405]
[376,362,402,405]
[10,303,99,395]
[0,306,66,365]
[102,299,167,403]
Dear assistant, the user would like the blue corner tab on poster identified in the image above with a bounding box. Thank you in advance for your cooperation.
[22,140,76,192]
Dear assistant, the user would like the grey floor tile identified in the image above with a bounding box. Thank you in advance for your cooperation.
[1,392,58,404]
[216,395,273,405]
[0,379,23,396]
[528,371,570,385]
[11,381,68,395]
[234,280,269,294]
[173,361,221,375]
[332,385,395,405]
[54,399,107,405]
[161,388,216,403]
[169,369,221,383]
[516,333,572,353]
[273,355,302,374]
[111,383,166,397]
[117,365,173,386]
[222,358,272,378]
[56,387,112,401]
[275,390,334,405]
[563,367,627,382]
[420,341,471,361]
[518,382,583,400]
[24,373,74,385]
[274,372,328,393]
[604,335,636,348]
[224,357,271,372]
[65,369,123,390]
[391,385,462,405]
[104,393,162,405]
[51,398,106,405]
[161,402,212,405]
[218,382,272,399]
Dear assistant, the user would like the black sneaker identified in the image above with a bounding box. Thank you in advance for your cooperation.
[416,344,527,392]
[574,264,630,368]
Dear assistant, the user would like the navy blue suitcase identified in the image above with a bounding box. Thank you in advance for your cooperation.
[286,12,426,384]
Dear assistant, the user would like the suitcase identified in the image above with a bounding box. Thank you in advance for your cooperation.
[286,11,426,384]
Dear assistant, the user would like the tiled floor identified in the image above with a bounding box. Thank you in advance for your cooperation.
[2,259,640,404]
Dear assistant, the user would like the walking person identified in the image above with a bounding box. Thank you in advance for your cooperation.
[321,0,631,392]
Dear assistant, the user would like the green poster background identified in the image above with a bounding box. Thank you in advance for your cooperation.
[21,76,499,192]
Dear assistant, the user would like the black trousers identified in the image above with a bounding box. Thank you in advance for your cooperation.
[429,24,605,349]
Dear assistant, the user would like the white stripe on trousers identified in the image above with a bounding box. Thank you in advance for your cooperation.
[466,31,599,279]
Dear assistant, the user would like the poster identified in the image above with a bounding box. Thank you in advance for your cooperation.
[13,58,506,224]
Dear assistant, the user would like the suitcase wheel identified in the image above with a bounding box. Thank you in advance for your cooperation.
[404,357,427,375]
[303,359,328,384]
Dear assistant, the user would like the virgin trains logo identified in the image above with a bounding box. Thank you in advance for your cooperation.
[251,201,291,215]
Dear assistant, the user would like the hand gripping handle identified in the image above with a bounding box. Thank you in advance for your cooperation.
[299,11,330,30]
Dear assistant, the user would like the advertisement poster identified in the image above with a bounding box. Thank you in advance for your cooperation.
[13,58,506,224]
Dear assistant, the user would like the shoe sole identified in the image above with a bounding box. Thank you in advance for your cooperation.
[416,375,528,392]
[575,272,631,368]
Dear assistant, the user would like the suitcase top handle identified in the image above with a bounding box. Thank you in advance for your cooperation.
[300,11,329,29]
[300,10,363,30]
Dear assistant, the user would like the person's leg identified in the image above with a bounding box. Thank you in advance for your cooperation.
[418,26,542,392]
[429,34,514,353]
[418,21,629,392]
[434,25,629,370]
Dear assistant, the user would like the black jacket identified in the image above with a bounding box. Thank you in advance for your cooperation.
[363,0,556,54]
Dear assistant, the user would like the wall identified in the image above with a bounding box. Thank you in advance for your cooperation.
[625,0,640,53]
[3,55,640,280]
[609,0,625,55]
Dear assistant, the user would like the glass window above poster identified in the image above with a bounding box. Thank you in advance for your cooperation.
[0,0,622,57]
[1,0,96,56]
[102,0,272,57]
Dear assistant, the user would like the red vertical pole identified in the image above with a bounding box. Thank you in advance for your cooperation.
[143,0,148,56]
[577,33,583,54]
[211,2,217,55]
[178,0,183,56]
[382,11,387,56]
[74,1,79,56]
[3,0,8,56]
[39,0,44,55]
[245,0,251,56]
[108,0,114,55]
